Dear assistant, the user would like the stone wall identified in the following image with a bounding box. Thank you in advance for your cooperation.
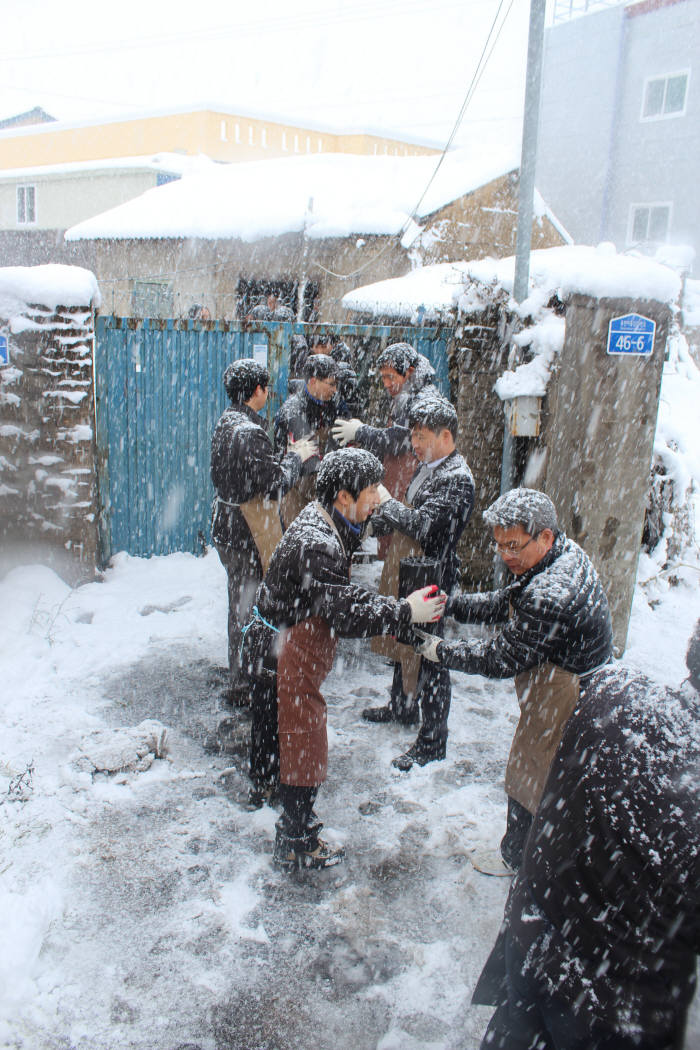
[0,303,100,581]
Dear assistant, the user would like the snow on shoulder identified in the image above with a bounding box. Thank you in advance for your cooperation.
[0,264,101,319]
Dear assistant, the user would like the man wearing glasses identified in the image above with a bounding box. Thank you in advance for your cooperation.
[413,487,613,870]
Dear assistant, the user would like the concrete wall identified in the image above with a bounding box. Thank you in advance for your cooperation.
[91,232,411,322]
[0,303,100,582]
[0,170,159,230]
[537,4,625,244]
[420,172,568,265]
[544,293,670,652]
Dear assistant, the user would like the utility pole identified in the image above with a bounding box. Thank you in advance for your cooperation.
[513,0,547,304]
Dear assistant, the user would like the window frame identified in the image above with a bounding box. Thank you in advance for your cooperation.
[640,69,690,121]
[627,201,673,246]
[16,183,37,225]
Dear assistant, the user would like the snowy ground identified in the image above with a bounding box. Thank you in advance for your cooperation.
[0,548,698,1050]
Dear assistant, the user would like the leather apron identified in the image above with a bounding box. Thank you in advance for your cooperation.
[506,661,580,814]
[377,448,418,560]
[238,495,283,574]
[280,424,331,529]
[370,529,423,697]
[276,503,345,788]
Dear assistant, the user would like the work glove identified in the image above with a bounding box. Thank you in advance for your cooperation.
[331,418,363,447]
[412,629,442,662]
[288,435,319,463]
[405,585,446,624]
[376,484,393,505]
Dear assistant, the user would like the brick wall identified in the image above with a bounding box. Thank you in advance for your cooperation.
[0,302,100,581]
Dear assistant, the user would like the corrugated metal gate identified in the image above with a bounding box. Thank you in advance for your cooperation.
[94,317,453,561]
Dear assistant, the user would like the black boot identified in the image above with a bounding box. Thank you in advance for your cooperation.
[273,785,344,871]
[362,663,419,726]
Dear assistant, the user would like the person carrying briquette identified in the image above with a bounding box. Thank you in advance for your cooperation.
[356,397,475,771]
[332,341,440,558]
[241,447,447,871]
[412,487,613,872]
[210,358,317,707]
[474,620,700,1050]
[273,353,347,528]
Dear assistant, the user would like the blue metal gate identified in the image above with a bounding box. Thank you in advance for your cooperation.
[94,317,453,561]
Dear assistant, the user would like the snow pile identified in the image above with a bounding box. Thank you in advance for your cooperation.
[0,150,216,183]
[74,719,169,776]
[683,277,700,328]
[64,144,522,243]
[0,265,101,320]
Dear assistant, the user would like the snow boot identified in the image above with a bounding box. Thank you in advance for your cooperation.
[391,741,445,771]
[361,703,419,727]
[245,779,279,811]
[272,829,345,871]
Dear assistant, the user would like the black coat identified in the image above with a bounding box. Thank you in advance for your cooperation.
[210,402,301,555]
[354,364,440,460]
[491,667,700,1042]
[439,534,612,677]
[371,450,475,591]
[273,387,347,477]
[255,501,413,638]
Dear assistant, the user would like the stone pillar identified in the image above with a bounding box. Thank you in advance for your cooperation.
[456,311,511,589]
[544,294,671,652]
[0,301,100,582]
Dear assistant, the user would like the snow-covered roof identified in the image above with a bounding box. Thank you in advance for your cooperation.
[65,143,521,243]
[0,265,101,317]
[343,244,683,321]
[0,152,216,182]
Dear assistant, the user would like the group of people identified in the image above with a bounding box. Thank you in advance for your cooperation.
[209,339,699,1049]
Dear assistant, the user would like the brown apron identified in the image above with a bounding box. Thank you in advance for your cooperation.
[280,424,332,529]
[377,449,417,560]
[505,662,580,814]
[239,494,283,574]
[277,616,337,787]
[276,502,345,787]
[370,529,423,697]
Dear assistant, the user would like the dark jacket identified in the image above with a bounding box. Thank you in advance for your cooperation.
[273,387,347,477]
[210,402,301,555]
[438,534,612,676]
[255,501,413,638]
[354,356,440,460]
[499,667,700,1041]
[371,450,475,591]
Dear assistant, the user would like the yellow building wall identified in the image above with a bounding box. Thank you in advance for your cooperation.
[0,110,440,171]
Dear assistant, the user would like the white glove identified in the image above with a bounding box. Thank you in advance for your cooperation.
[406,585,447,624]
[289,435,319,463]
[376,483,392,505]
[412,628,442,662]
[331,418,362,447]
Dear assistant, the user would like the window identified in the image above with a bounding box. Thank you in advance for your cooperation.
[642,72,689,119]
[131,280,174,318]
[261,127,267,148]
[220,120,227,142]
[282,131,288,151]
[248,125,254,145]
[628,203,671,245]
[234,123,240,144]
[294,134,299,153]
[17,184,36,224]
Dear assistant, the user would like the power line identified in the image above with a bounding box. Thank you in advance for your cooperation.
[312,0,515,281]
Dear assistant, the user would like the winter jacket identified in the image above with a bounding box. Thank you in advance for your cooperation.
[371,450,475,591]
[438,534,612,677]
[502,667,700,1043]
[255,501,413,638]
[273,386,347,477]
[210,402,301,556]
[354,355,440,460]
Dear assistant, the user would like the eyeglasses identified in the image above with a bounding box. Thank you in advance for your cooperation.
[492,536,536,556]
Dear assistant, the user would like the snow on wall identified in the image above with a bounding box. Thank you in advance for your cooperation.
[0,266,100,575]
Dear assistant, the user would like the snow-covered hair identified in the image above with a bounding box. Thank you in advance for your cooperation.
[408,396,458,438]
[316,448,383,505]
[376,342,418,376]
[483,488,559,537]
[223,358,269,403]
[304,353,338,380]
[330,340,355,367]
[686,619,700,692]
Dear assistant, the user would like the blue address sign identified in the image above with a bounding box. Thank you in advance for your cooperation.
[0,334,8,365]
[606,313,656,357]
